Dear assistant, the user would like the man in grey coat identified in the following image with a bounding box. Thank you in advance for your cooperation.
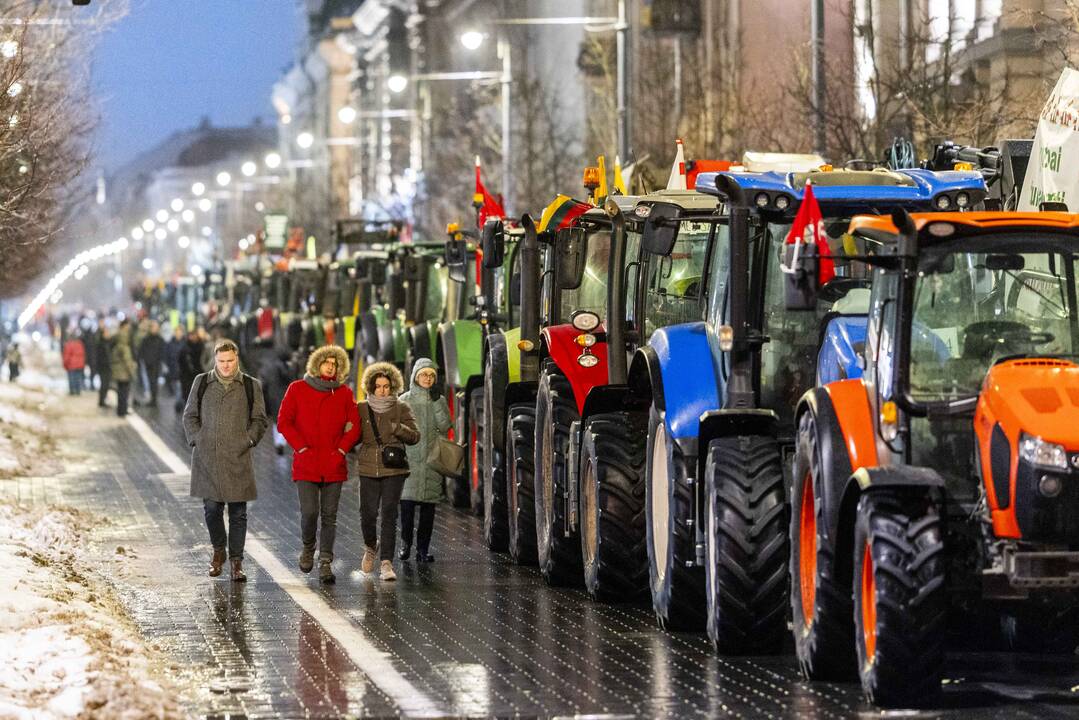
[183,339,269,581]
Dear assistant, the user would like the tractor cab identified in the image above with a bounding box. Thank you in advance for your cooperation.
[789,210,1079,707]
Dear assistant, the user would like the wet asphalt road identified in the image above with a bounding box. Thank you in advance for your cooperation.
[6,390,1079,718]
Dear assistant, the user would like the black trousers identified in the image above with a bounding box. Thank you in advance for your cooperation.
[359,475,406,560]
[98,370,111,406]
[400,500,436,554]
[203,500,247,559]
[297,480,344,562]
[116,380,131,417]
[145,367,160,404]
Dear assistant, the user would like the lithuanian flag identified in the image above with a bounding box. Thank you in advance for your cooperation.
[538,194,592,234]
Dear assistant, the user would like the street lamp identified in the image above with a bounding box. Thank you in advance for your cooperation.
[155,209,169,223]
[337,106,357,124]
[170,198,184,212]
[216,171,231,187]
[181,209,195,223]
[387,74,408,94]
[241,160,257,177]
[460,30,485,50]
[198,198,213,213]
[296,132,314,150]
[0,40,17,59]
[141,218,155,232]
[131,227,144,241]
[191,182,206,196]
[264,152,282,169]
[178,236,190,249]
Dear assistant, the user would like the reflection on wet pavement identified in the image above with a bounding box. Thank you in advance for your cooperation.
[3,396,1079,718]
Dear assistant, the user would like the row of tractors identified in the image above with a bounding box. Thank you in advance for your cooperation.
[450,140,1079,707]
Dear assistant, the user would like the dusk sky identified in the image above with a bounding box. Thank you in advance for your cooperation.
[92,0,300,172]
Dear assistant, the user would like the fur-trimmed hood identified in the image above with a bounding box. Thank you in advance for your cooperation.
[361,361,404,396]
[305,345,350,383]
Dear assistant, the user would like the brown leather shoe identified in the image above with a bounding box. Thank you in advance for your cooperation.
[209,547,226,577]
[361,546,376,574]
[230,558,247,582]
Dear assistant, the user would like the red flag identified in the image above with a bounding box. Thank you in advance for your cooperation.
[474,156,505,227]
[785,182,835,284]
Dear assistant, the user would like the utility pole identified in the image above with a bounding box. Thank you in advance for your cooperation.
[811,0,826,155]
[616,0,631,163]
[498,35,513,216]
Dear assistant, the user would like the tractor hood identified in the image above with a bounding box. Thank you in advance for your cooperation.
[979,359,1079,450]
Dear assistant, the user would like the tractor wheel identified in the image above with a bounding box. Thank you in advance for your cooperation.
[506,403,538,565]
[468,388,485,516]
[579,411,649,603]
[534,366,582,586]
[790,411,856,680]
[482,364,509,551]
[703,435,788,654]
[854,488,946,708]
[645,405,706,630]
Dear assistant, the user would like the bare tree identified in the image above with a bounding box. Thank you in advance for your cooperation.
[511,68,582,215]
[0,0,126,299]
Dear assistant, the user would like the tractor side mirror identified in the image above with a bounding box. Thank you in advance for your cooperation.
[445,239,468,284]
[556,226,587,290]
[481,219,505,269]
[641,202,681,256]
[783,243,820,311]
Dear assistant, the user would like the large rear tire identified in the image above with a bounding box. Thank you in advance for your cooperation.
[580,411,648,603]
[468,387,484,516]
[534,366,582,586]
[506,403,538,565]
[703,435,788,654]
[646,406,706,630]
[483,363,509,551]
[790,411,856,680]
[854,489,946,708]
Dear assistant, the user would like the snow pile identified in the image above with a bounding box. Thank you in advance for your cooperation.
[0,505,183,719]
[0,353,67,479]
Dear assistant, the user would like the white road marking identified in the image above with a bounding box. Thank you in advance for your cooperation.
[125,413,444,718]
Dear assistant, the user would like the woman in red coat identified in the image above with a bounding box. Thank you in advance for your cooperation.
[62,335,86,396]
[277,344,360,583]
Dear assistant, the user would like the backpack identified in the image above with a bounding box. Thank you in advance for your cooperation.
[195,372,255,421]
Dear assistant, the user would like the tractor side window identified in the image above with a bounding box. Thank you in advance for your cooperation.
[705,224,731,327]
[642,221,711,338]
[759,223,823,423]
[425,264,447,322]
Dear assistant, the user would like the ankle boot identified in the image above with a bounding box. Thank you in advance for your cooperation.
[319,561,335,584]
[398,544,411,561]
[299,545,315,573]
[230,558,247,582]
[209,547,226,577]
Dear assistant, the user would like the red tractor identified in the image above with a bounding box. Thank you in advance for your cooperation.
[787,210,1079,707]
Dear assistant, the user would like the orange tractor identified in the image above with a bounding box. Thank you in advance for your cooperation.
[786,210,1079,707]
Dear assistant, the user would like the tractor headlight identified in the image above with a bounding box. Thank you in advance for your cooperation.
[774,194,791,211]
[571,310,601,332]
[754,192,770,208]
[577,353,599,368]
[934,194,952,210]
[955,192,971,209]
[1020,433,1068,470]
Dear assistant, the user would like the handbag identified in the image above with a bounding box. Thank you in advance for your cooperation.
[367,404,409,470]
[427,435,464,479]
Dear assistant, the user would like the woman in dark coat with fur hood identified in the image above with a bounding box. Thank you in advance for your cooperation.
[277,345,361,583]
[355,361,419,581]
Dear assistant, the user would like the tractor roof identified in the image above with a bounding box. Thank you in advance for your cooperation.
[849,211,1079,245]
[637,188,719,212]
[695,167,986,216]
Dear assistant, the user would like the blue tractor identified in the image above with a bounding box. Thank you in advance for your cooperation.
[624,166,988,650]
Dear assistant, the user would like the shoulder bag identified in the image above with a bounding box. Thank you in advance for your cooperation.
[427,434,464,479]
[367,404,409,470]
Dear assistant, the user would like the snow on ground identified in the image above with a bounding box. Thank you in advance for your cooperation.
[0,343,185,719]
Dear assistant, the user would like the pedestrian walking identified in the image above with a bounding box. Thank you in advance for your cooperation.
[398,359,451,562]
[258,347,292,454]
[95,326,114,407]
[276,345,360,583]
[62,334,87,396]
[164,325,184,398]
[110,321,137,417]
[177,329,205,413]
[139,320,166,406]
[5,344,21,382]
[183,339,268,581]
[355,362,419,581]
[81,319,99,389]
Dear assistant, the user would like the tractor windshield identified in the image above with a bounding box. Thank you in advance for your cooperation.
[907,235,1079,403]
[555,227,619,323]
[641,220,713,338]
[424,262,448,322]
